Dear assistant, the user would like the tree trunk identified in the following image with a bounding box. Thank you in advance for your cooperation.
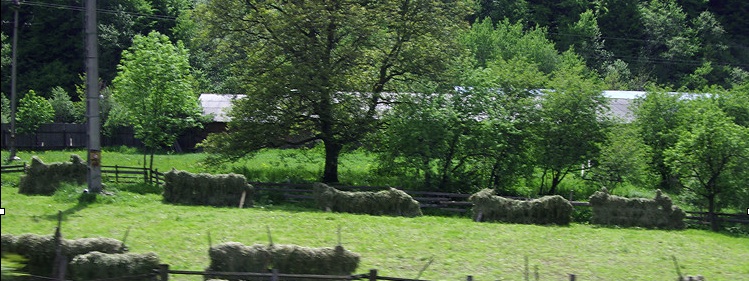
[707,194,719,232]
[549,173,561,195]
[322,141,342,183]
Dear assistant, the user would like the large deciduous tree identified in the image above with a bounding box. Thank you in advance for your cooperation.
[198,0,472,183]
[633,88,686,191]
[533,58,610,195]
[665,96,748,232]
[112,31,202,170]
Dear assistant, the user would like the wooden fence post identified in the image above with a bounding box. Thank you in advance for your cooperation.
[466,275,473,281]
[271,268,279,281]
[369,269,378,281]
[158,264,169,281]
[115,165,119,183]
[569,274,576,281]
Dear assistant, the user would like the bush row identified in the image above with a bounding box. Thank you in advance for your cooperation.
[19,155,87,195]
[163,169,253,207]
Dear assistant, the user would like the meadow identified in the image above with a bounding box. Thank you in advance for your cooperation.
[1,149,748,280]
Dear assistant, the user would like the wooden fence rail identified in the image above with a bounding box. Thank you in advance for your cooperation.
[0,163,26,173]
[154,265,580,281]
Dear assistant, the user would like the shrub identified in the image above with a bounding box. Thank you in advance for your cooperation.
[2,234,127,277]
[69,251,159,281]
[588,188,686,229]
[16,90,54,134]
[206,242,359,280]
[18,155,87,195]
[469,189,573,225]
[163,169,253,207]
[313,183,422,217]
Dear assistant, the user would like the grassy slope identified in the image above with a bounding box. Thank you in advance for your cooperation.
[2,150,748,280]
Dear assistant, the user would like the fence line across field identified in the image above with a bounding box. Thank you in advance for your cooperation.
[2,163,747,225]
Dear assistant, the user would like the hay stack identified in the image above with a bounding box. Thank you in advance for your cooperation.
[589,188,685,229]
[469,189,573,225]
[163,169,253,207]
[69,251,160,281]
[19,155,87,195]
[2,234,127,277]
[207,242,360,280]
[313,183,422,217]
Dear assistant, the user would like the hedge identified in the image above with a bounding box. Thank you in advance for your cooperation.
[589,188,685,229]
[313,183,422,217]
[163,169,253,207]
[18,155,87,195]
[206,242,360,280]
[469,189,573,225]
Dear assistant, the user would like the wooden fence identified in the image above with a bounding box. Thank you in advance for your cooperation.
[2,164,746,227]
[0,163,26,173]
[101,165,165,185]
[153,265,581,281]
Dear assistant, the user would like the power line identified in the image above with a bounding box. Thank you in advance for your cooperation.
[0,0,178,22]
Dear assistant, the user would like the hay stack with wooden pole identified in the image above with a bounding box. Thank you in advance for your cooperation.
[589,188,685,229]
[469,189,573,225]
[313,183,422,217]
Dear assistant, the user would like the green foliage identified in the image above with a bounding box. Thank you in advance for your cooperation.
[461,19,560,72]
[48,86,82,123]
[16,90,54,134]
[18,155,87,195]
[1,94,9,123]
[469,189,573,225]
[1,254,27,279]
[585,124,653,191]
[533,63,610,195]
[163,169,252,207]
[207,242,360,278]
[313,183,422,217]
[69,251,160,281]
[112,31,202,151]
[633,88,686,190]
[664,96,748,230]
[198,0,473,183]
[0,32,9,69]
[589,188,686,230]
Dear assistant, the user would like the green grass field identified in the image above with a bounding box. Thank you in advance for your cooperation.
[2,150,748,280]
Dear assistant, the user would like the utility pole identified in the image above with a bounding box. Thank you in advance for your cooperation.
[6,0,20,162]
[85,0,102,193]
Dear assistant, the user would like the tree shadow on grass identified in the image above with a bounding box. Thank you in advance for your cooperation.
[43,192,99,221]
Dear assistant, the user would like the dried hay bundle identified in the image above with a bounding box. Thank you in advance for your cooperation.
[589,188,685,229]
[19,155,87,195]
[69,251,159,281]
[469,189,573,225]
[206,242,360,281]
[313,183,422,217]
[3,234,127,276]
[164,169,253,207]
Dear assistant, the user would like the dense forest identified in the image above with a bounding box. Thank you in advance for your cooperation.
[1,0,747,97]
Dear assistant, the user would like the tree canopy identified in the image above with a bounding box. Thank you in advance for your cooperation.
[112,31,202,165]
[198,0,473,183]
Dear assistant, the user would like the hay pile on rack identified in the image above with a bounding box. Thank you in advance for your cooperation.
[163,169,253,207]
[589,188,685,229]
[1,234,127,277]
[69,251,160,280]
[469,189,573,225]
[206,242,360,280]
[18,155,87,195]
[313,183,422,217]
